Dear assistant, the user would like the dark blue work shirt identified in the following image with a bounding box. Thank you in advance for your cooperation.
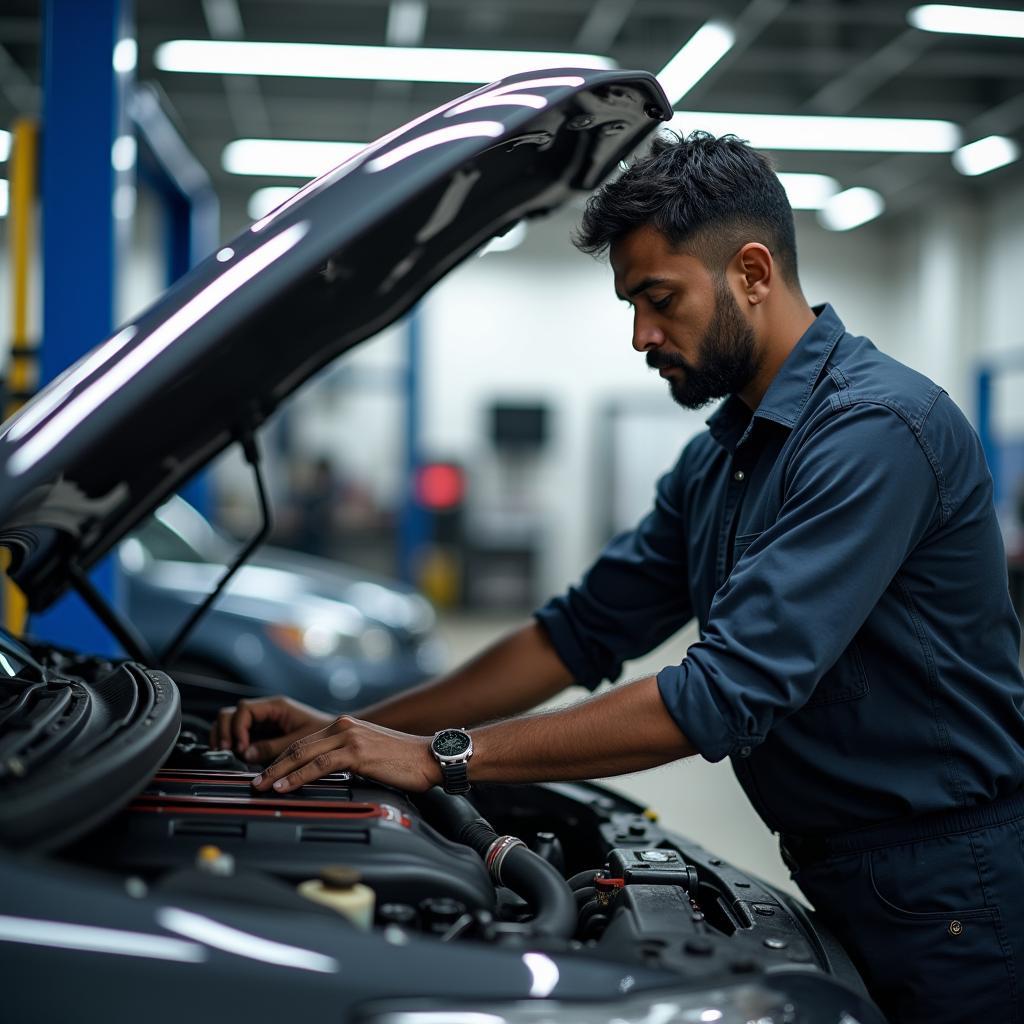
[536,304,1024,837]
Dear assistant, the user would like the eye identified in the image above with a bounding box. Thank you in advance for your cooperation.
[648,294,671,311]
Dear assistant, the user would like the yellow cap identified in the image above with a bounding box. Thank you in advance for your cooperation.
[197,845,223,862]
[643,808,659,822]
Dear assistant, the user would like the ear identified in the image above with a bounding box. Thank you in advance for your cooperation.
[732,243,773,305]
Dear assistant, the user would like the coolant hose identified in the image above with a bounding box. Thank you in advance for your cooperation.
[415,788,576,939]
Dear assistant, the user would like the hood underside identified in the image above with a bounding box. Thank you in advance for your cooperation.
[0,68,668,610]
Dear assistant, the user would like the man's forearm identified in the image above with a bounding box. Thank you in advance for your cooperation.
[467,675,695,783]
[356,621,576,733]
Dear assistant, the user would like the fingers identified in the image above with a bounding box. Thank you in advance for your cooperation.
[230,699,255,754]
[243,727,311,765]
[252,728,349,793]
[211,706,237,750]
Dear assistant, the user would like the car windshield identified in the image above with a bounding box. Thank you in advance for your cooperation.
[130,497,229,565]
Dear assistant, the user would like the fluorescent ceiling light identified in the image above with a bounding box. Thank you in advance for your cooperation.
[248,186,300,220]
[818,187,885,231]
[156,39,615,84]
[223,139,365,177]
[111,134,136,172]
[908,4,1024,38]
[113,37,137,73]
[657,20,735,106]
[0,179,7,218]
[777,172,840,209]
[0,129,10,162]
[668,111,960,152]
[952,134,1020,176]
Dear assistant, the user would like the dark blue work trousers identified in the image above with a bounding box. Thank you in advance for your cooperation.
[784,792,1024,1023]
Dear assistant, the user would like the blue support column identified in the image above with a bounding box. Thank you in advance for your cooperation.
[977,366,1001,507]
[131,84,218,518]
[398,305,430,583]
[32,0,132,655]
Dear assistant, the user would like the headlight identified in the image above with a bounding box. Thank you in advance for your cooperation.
[362,983,796,1024]
[266,622,395,663]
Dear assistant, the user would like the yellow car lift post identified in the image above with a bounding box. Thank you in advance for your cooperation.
[3,117,39,638]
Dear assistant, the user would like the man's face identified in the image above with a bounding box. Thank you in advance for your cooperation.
[610,224,760,410]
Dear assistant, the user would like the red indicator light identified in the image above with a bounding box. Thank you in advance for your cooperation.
[416,464,465,509]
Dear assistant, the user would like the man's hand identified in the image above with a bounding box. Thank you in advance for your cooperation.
[210,696,333,763]
[251,716,441,793]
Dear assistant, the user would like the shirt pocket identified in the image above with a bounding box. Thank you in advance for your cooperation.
[803,639,870,709]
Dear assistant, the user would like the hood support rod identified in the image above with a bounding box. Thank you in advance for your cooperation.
[68,563,157,665]
[161,427,274,669]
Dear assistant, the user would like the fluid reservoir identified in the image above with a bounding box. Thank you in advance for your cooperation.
[298,866,375,929]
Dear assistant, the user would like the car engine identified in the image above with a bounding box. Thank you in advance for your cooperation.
[1,645,880,1021]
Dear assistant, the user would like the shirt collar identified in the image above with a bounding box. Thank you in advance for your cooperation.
[707,303,845,452]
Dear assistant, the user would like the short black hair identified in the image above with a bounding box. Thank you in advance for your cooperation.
[576,130,801,286]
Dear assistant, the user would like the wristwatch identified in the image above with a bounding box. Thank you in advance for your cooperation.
[430,728,474,794]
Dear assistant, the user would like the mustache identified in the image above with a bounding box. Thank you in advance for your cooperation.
[646,351,688,371]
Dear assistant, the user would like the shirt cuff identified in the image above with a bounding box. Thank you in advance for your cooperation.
[533,602,614,691]
[656,661,761,763]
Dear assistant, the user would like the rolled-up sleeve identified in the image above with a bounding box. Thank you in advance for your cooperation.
[658,402,941,762]
[535,447,696,690]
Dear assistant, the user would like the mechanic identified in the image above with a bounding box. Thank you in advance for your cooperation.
[214,131,1024,1023]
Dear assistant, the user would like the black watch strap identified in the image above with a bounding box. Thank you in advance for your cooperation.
[441,761,470,794]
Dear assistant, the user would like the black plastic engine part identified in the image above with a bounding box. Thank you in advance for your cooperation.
[68,760,495,911]
[0,661,180,851]
[608,846,700,890]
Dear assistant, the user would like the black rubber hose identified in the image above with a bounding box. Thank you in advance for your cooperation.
[574,885,597,906]
[567,868,602,891]
[496,843,577,939]
[415,789,577,939]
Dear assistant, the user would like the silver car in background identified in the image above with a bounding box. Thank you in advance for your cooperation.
[120,496,446,710]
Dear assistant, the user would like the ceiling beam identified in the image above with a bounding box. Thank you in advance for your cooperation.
[683,0,791,105]
[201,0,271,139]
[803,28,934,114]
[574,0,637,53]
[0,42,40,114]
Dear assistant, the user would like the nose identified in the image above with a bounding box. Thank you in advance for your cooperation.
[632,311,665,353]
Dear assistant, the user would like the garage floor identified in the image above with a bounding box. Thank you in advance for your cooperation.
[436,611,799,898]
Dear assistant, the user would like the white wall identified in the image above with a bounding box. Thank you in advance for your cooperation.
[418,205,913,595]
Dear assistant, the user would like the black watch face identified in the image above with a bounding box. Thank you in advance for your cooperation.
[433,729,470,757]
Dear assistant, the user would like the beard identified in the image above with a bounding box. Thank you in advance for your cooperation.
[647,277,760,410]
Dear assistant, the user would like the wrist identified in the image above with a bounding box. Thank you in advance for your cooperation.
[423,740,443,787]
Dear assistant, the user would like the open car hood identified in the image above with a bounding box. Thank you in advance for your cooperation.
[0,69,668,610]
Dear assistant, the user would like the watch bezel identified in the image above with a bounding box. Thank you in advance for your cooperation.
[430,727,473,763]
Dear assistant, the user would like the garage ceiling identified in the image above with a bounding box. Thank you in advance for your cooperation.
[1,0,1023,232]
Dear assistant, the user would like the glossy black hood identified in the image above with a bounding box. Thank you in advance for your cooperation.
[0,69,668,609]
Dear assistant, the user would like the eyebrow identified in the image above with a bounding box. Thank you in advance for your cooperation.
[616,276,670,302]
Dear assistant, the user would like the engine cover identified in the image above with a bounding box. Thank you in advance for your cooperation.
[67,759,495,912]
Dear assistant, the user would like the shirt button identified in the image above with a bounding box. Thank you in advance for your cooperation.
[733,470,746,482]
[738,746,752,758]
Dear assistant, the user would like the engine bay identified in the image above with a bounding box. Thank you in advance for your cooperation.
[1,643,874,1013]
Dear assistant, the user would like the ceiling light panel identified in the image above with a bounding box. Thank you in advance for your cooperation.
[223,139,365,177]
[668,112,961,152]
[777,173,840,209]
[657,20,735,106]
[248,186,300,220]
[0,130,10,162]
[818,187,885,231]
[156,39,615,84]
[952,135,1020,176]
[908,5,1024,38]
